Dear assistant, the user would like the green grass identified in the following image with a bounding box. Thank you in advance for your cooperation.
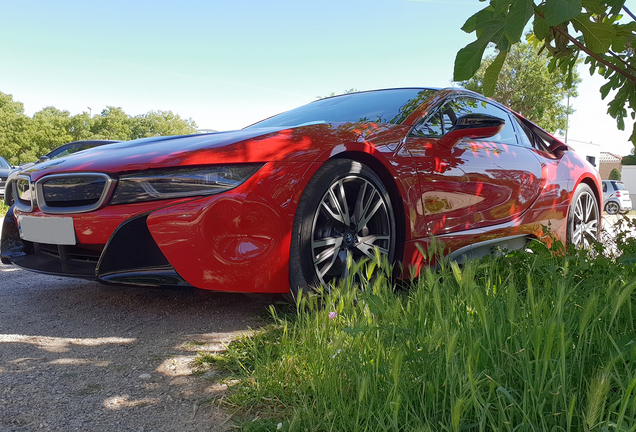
[200,236,636,432]
[0,202,7,218]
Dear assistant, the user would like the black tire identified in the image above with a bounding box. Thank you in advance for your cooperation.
[567,183,600,249]
[605,200,620,215]
[288,159,396,298]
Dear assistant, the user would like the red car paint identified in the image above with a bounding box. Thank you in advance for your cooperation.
[1,88,601,292]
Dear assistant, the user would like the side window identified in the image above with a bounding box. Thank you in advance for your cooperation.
[513,118,552,152]
[603,182,607,193]
[411,110,443,137]
[441,106,455,132]
[512,118,535,148]
[443,97,518,145]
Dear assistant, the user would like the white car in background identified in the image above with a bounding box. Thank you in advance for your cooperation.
[602,180,632,214]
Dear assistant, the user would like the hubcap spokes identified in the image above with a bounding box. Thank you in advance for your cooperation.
[311,176,390,285]
[572,191,599,249]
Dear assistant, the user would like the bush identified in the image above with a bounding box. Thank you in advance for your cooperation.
[201,233,636,431]
[609,168,622,180]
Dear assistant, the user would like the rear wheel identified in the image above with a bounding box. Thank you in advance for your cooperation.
[567,183,600,249]
[289,159,396,298]
[605,201,620,215]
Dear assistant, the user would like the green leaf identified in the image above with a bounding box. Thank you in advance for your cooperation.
[462,7,495,33]
[572,16,616,53]
[505,0,535,43]
[493,27,511,50]
[582,0,607,14]
[483,50,508,96]
[533,13,550,40]
[611,35,628,52]
[491,0,514,14]
[608,0,626,15]
[545,0,582,26]
[364,294,386,315]
[454,39,489,81]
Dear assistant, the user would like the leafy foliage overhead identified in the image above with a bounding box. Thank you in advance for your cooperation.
[462,40,580,133]
[0,91,198,165]
[455,0,636,144]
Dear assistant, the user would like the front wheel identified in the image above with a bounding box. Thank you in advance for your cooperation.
[567,183,600,249]
[289,159,396,297]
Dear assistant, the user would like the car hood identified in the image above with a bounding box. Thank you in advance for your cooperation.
[22,128,294,180]
[21,123,407,181]
[0,167,16,178]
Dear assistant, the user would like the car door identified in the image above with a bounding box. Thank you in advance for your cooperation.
[405,96,544,235]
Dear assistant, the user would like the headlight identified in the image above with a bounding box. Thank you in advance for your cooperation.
[111,164,264,205]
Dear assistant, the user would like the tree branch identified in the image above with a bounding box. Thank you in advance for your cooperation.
[609,50,636,74]
[552,26,636,83]
[623,6,636,21]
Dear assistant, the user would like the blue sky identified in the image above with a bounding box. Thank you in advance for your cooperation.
[1,0,634,155]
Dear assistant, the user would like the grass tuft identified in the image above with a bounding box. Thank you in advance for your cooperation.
[198,233,636,430]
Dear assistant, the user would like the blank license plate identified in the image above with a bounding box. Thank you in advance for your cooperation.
[17,215,76,245]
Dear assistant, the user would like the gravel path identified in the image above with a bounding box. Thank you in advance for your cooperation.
[0,265,274,431]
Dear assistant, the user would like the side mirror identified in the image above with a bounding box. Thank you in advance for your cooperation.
[38,155,50,163]
[438,114,505,148]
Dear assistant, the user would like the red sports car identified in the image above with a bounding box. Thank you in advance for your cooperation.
[1,88,601,295]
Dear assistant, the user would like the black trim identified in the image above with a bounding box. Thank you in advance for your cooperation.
[99,267,190,287]
[446,234,530,264]
[96,214,171,275]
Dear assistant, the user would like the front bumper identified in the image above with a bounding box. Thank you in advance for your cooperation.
[0,161,315,293]
[1,205,189,287]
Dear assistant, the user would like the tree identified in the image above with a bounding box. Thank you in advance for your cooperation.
[130,111,197,139]
[621,154,636,164]
[455,0,636,144]
[0,92,34,164]
[90,107,133,140]
[30,107,73,157]
[0,92,200,164]
[462,40,580,133]
[609,167,622,179]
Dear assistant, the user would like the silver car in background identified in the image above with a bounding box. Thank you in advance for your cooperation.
[602,180,632,214]
[0,157,17,199]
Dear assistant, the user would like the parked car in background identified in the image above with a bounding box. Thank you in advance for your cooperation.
[1,88,601,297]
[17,140,121,170]
[5,140,122,203]
[0,157,18,199]
[602,180,632,214]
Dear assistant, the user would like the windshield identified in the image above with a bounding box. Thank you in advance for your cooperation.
[0,157,11,169]
[246,88,437,129]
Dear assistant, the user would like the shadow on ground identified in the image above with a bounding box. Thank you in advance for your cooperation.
[0,266,277,431]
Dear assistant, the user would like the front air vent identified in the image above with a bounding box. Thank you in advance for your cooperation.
[35,173,114,214]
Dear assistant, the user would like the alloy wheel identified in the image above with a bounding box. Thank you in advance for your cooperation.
[571,189,599,249]
[605,201,620,215]
[310,175,392,286]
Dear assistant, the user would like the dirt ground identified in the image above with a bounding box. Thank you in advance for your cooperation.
[0,265,275,431]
